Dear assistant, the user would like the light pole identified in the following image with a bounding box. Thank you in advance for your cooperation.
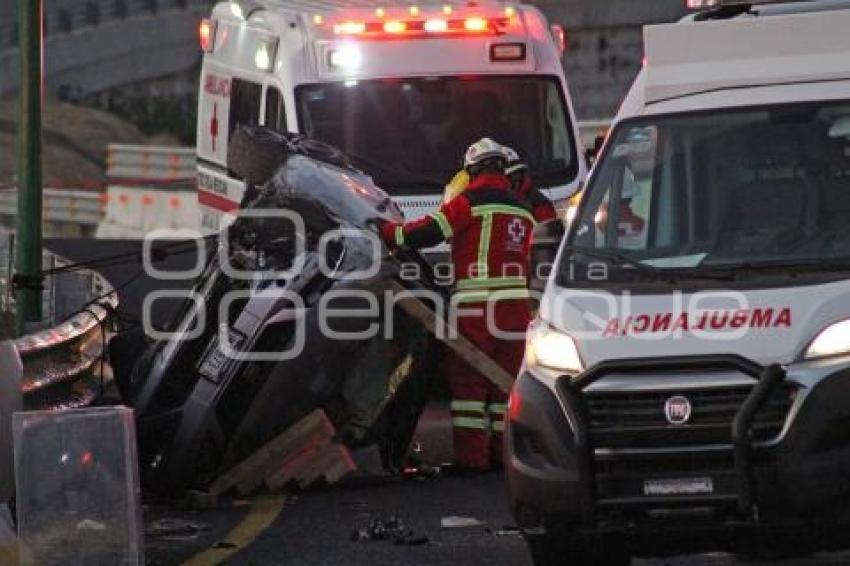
[15,0,44,335]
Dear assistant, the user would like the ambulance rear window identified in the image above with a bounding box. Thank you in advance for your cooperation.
[229,78,263,140]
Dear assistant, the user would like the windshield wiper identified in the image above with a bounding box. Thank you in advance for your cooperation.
[564,245,735,282]
[699,257,850,274]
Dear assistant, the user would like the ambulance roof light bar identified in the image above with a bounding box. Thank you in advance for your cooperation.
[320,4,517,39]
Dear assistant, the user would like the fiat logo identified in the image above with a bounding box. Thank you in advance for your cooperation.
[664,395,692,425]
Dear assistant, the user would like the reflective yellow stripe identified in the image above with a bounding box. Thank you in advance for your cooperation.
[491,420,505,432]
[394,225,405,247]
[430,211,453,239]
[450,400,486,413]
[453,288,530,304]
[472,204,536,224]
[476,212,493,279]
[488,404,507,415]
[455,276,527,290]
[452,416,489,430]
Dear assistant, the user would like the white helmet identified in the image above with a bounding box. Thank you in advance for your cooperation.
[463,137,505,169]
[501,146,520,163]
[501,145,528,176]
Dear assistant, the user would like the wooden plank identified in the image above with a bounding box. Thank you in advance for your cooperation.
[264,430,333,491]
[209,409,332,497]
[389,280,515,393]
[322,446,357,484]
[235,413,335,495]
[295,443,351,488]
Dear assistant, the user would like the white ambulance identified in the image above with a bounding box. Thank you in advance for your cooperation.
[195,0,585,235]
[507,0,850,564]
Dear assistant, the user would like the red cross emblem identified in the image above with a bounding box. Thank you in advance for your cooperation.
[507,218,527,244]
[210,103,219,152]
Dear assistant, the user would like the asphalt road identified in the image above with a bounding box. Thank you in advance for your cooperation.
[142,404,850,565]
[145,471,850,566]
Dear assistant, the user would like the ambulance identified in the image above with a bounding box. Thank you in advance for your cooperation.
[506,0,850,564]
[195,0,585,235]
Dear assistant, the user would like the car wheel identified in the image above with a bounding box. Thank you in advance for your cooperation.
[227,126,290,189]
[526,533,631,566]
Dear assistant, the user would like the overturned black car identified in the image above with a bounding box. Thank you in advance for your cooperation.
[111,127,441,494]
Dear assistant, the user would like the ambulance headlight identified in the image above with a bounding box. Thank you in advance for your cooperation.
[526,319,583,374]
[329,45,362,71]
[805,319,850,360]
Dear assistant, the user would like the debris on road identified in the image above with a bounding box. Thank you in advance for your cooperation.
[145,518,210,541]
[440,516,486,529]
[351,515,428,546]
[490,526,522,537]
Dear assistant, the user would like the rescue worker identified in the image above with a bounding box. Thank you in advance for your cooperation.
[502,146,557,222]
[379,138,535,472]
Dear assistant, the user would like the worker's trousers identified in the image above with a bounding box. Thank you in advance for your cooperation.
[445,298,531,470]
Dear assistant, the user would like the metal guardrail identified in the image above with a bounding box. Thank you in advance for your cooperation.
[0,233,117,411]
[0,189,104,228]
[107,144,196,183]
[15,289,117,411]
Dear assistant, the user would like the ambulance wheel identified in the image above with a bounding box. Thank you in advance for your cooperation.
[526,533,631,566]
[227,125,290,188]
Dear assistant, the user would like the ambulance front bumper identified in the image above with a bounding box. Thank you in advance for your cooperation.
[505,354,850,547]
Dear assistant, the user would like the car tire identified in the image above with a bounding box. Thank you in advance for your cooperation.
[227,126,356,194]
[227,125,291,189]
[526,534,631,566]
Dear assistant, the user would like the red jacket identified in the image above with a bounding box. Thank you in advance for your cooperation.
[517,176,557,222]
[382,173,536,302]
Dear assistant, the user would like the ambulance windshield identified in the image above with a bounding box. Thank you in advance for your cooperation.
[565,100,850,284]
[295,76,576,194]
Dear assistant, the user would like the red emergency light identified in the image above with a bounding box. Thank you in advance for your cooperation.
[550,24,566,56]
[199,18,217,52]
[329,16,508,38]
[383,20,407,34]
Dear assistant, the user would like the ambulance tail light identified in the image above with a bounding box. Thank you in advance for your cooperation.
[550,24,566,56]
[199,18,217,53]
[490,43,526,62]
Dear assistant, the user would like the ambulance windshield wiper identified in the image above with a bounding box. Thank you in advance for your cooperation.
[698,257,850,275]
[564,245,735,282]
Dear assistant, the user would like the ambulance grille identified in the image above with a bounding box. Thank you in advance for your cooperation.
[585,382,797,449]
[585,381,796,508]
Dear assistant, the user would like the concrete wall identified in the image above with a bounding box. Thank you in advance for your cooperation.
[0,5,207,98]
[0,1,689,121]
[535,0,688,118]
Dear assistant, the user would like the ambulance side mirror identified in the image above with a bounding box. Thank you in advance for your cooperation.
[530,219,566,296]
